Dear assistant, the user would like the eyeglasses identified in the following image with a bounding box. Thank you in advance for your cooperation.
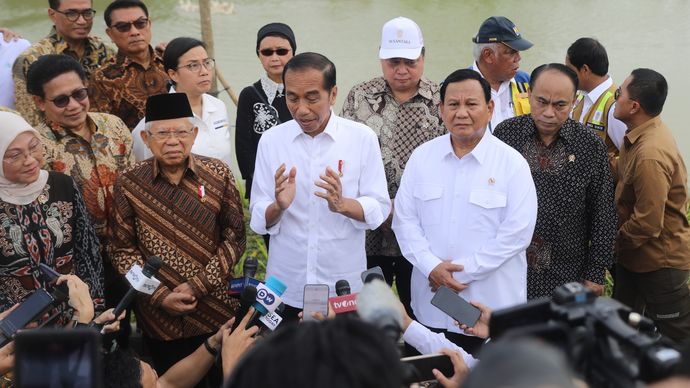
[614,87,621,101]
[53,8,96,22]
[259,48,291,57]
[4,140,43,166]
[47,88,88,108]
[146,128,194,141]
[111,17,150,33]
[177,58,215,73]
[384,58,420,68]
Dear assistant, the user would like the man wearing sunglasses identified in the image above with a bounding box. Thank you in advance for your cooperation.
[341,17,445,330]
[89,0,167,131]
[470,16,532,132]
[26,53,135,345]
[613,69,690,344]
[12,0,115,127]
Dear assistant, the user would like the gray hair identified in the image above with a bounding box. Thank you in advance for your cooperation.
[144,117,204,132]
[473,43,498,62]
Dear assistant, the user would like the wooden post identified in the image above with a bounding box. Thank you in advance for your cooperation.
[198,0,218,93]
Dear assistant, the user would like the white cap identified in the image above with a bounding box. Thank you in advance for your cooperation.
[378,17,424,60]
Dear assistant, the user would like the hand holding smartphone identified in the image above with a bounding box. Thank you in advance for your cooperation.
[430,286,481,327]
[302,284,329,321]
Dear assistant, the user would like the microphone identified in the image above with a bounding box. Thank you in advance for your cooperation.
[112,256,163,319]
[258,302,286,335]
[227,256,261,296]
[232,285,257,331]
[246,276,287,330]
[243,256,258,280]
[329,280,358,316]
[357,279,403,344]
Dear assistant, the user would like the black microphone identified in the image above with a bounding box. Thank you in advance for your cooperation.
[335,279,351,296]
[112,256,163,318]
[243,256,258,288]
[232,285,257,331]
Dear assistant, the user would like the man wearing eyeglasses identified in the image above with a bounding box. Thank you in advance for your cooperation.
[12,0,115,127]
[470,16,532,132]
[493,64,617,300]
[111,92,245,385]
[89,0,167,130]
[341,17,445,325]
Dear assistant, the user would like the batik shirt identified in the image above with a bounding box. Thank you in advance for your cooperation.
[0,172,104,313]
[111,156,246,340]
[494,115,617,299]
[12,27,114,126]
[38,112,135,241]
[341,76,445,257]
[89,47,167,130]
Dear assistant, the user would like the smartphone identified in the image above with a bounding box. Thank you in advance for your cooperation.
[0,289,58,347]
[38,263,69,299]
[361,266,385,284]
[302,284,329,321]
[430,286,481,327]
[401,353,454,383]
[15,328,103,388]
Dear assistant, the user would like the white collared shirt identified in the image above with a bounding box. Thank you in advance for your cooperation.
[472,63,515,131]
[0,34,30,108]
[131,87,233,166]
[575,77,627,150]
[403,321,478,368]
[250,111,391,307]
[392,130,537,332]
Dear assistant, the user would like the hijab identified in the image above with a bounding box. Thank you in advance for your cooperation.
[0,111,49,205]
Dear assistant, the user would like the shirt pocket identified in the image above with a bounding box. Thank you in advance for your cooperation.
[468,189,507,230]
[413,184,444,226]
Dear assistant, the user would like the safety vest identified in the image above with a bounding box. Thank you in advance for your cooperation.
[571,84,618,155]
[510,70,531,116]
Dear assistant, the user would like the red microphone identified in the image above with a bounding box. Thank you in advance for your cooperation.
[329,280,358,315]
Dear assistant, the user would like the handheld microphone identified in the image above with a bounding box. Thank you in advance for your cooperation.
[111,256,163,319]
[258,302,285,334]
[232,285,257,331]
[329,280,358,316]
[357,279,403,344]
[246,276,286,329]
[243,257,258,280]
[227,256,261,296]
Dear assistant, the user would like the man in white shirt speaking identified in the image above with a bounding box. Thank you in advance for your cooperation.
[250,52,391,322]
[393,69,537,356]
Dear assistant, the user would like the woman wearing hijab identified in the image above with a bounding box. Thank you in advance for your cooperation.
[235,23,296,199]
[0,111,104,316]
[132,37,233,167]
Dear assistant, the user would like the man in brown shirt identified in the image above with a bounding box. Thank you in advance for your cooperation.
[341,17,445,320]
[111,93,245,384]
[614,68,690,342]
[89,0,167,130]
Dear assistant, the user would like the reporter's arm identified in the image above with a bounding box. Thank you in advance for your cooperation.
[56,274,94,324]
[222,308,259,379]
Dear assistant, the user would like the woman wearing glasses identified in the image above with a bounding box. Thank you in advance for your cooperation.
[0,110,104,318]
[131,37,233,167]
[235,23,296,200]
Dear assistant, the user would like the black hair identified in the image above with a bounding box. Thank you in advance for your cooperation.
[104,0,149,27]
[530,63,579,96]
[26,54,87,98]
[163,37,206,72]
[627,68,668,116]
[282,52,336,92]
[566,38,609,77]
[48,0,61,9]
[226,318,404,388]
[440,69,491,103]
[103,348,143,388]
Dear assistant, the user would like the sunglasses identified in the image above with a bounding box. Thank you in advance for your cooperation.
[259,48,290,57]
[48,88,88,108]
[111,17,150,33]
[53,8,96,22]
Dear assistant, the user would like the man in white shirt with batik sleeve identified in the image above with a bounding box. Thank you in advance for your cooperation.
[250,52,390,321]
[393,68,537,357]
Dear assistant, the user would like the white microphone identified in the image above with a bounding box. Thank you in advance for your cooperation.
[357,279,403,343]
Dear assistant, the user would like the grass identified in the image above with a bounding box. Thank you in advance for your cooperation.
[234,180,268,280]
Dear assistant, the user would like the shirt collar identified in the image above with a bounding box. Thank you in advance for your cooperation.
[584,76,613,104]
[291,109,339,142]
[260,73,284,105]
[440,126,492,164]
[47,26,98,56]
[45,113,97,140]
[116,45,160,68]
[526,115,577,145]
[151,153,198,181]
[471,62,514,93]
[624,115,661,145]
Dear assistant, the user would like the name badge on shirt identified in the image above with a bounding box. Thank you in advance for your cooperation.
[213,118,229,130]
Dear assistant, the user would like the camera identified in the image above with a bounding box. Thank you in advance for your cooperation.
[490,282,682,388]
